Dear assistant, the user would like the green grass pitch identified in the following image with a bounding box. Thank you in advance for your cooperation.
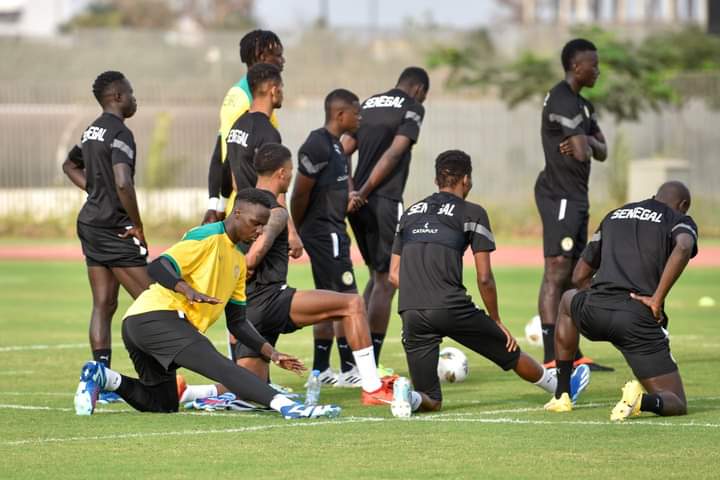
[0,261,718,479]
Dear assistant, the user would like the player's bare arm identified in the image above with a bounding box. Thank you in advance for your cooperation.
[276,193,303,258]
[289,172,315,229]
[630,232,694,322]
[588,130,607,161]
[341,133,357,156]
[113,162,146,245]
[245,206,289,272]
[388,253,401,288]
[572,257,596,290]
[62,146,87,190]
[474,251,517,352]
[353,135,412,208]
[558,134,592,162]
[203,136,225,224]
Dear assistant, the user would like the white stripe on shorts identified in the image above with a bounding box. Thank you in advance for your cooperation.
[330,232,339,258]
[558,198,567,221]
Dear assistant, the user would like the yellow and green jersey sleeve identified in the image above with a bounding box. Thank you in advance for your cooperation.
[123,222,247,333]
[218,75,279,163]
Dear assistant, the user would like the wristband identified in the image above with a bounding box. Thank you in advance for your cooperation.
[218,196,228,212]
[207,197,220,211]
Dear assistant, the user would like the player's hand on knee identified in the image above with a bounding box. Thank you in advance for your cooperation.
[176,282,221,305]
[497,321,518,352]
[630,292,663,323]
[271,351,306,375]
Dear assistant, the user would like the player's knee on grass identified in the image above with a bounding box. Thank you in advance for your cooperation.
[236,356,269,381]
[415,391,442,412]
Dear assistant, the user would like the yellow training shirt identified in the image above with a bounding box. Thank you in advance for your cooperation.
[219,75,279,163]
[124,222,247,333]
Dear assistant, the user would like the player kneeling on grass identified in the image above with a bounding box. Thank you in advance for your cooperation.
[388,150,591,415]
[73,188,340,420]
[187,143,397,406]
[545,181,698,420]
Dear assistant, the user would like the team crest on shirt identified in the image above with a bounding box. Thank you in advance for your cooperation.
[234,265,240,279]
[561,237,574,252]
[342,271,354,286]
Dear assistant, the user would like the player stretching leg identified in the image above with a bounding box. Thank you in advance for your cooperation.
[390,151,590,414]
[190,144,395,406]
[534,39,612,371]
[545,182,696,419]
[343,67,429,372]
[62,71,152,403]
[291,89,364,387]
[73,189,340,420]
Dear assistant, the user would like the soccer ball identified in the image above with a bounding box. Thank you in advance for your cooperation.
[524,314,543,347]
[437,347,468,383]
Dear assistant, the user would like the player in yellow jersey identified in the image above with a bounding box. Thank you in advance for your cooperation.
[203,29,284,225]
[73,189,341,419]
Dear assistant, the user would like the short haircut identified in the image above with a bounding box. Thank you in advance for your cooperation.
[239,29,282,66]
[92,71,126,104]
[561,38,597,71]
[324,88,359,119]
[397,66,430,91]
[247,63,282,95]
[254,143,291,175]
[435,150,472,188]
[234,187,273,210]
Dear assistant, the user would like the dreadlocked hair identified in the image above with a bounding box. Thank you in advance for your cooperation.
[435,150,472,188]
[239,29,282,66]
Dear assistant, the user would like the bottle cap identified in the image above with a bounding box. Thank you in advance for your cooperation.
[311,369,320,376]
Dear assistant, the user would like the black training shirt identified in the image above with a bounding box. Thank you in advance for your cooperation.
[536,80,599,203]
[226,111,281,191]
[247,191,289,292]
[70,112,137,228]
[297,128,349,237]
[582,198,698,308]
[353,88,424,201]
[392,192,495,312]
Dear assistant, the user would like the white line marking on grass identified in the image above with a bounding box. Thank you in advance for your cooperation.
[0,343,87,352]
[409,416,720,429]
[0,370,34,375]
[0,392,73,396]
[1,416,385,446]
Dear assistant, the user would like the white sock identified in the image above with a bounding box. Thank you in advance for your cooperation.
[269,394,296,412]
[179,384,218,403]
[533,367,557,394]
[410,391,422,412]
[103,367,122,391]
[352,346,382,392]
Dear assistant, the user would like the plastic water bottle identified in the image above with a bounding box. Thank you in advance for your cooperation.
[305,369,321,406]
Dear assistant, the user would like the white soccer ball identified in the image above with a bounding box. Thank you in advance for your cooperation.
[524,314,543,347]
[437,347,468,383]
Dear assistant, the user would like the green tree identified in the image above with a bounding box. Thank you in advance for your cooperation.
[428,27,720,122]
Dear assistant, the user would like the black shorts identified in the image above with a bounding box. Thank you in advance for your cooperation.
[237,284,299,358]
[534,190,588,258]
[77,221,148,268]
[302,231,357,292]
[122,310,206,386]
[401,305,521,402]
[571,290,678,380]
[349,195,403,272]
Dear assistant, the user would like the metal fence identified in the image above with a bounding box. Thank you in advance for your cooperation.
[2,29,719,234]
